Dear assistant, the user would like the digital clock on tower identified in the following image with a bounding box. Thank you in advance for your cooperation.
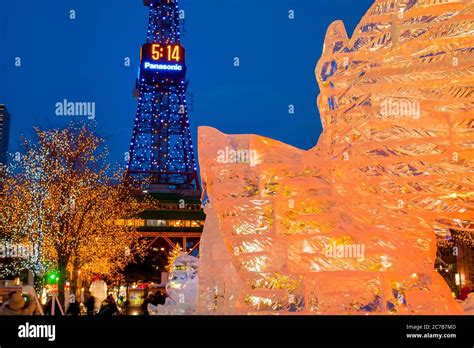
[140,43,186,80]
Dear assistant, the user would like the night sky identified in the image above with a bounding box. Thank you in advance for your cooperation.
[0,0,374,168]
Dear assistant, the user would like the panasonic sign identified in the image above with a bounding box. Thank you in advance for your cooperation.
[144,62,183,72]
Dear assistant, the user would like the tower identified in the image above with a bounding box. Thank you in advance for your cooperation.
[126,0,199,192]
[122,0,205,288]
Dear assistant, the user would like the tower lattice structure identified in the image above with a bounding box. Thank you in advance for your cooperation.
[126,0,199,191]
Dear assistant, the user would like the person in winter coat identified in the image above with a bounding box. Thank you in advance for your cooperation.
[83,290,95,316]
[0,291,36,315]
[97,294,119,316]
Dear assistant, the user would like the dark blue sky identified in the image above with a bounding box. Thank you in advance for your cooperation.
[0,0,373,167]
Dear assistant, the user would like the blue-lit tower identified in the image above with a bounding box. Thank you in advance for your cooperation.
[126,0,199,191]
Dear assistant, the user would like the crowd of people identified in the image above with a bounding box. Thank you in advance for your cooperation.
[0,290,120,316]
[0,287,169,316]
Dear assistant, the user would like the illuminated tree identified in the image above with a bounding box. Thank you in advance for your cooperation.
[0,124,145,301]
[166,243,182,272]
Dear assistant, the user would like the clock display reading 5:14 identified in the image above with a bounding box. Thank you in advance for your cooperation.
[151,44,182,62]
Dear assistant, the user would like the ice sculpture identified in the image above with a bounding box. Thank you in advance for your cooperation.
[150,253,199,315]
[90,279,107,313]
[197,0,473,314]
[197,205,242,314]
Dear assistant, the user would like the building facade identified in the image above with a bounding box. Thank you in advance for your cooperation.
[121,191,205,285]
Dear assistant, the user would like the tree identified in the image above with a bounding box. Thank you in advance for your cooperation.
[0,124,145,302]
[166,243,182,272]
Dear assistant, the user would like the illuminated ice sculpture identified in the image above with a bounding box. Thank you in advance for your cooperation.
[197,0,472,314]
[150,253,199,315]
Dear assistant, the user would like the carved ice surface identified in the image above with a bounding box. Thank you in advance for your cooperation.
[197,0,473,314]
[150,253,199,315]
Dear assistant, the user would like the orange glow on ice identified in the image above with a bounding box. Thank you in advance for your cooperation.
[197,0,472,314]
